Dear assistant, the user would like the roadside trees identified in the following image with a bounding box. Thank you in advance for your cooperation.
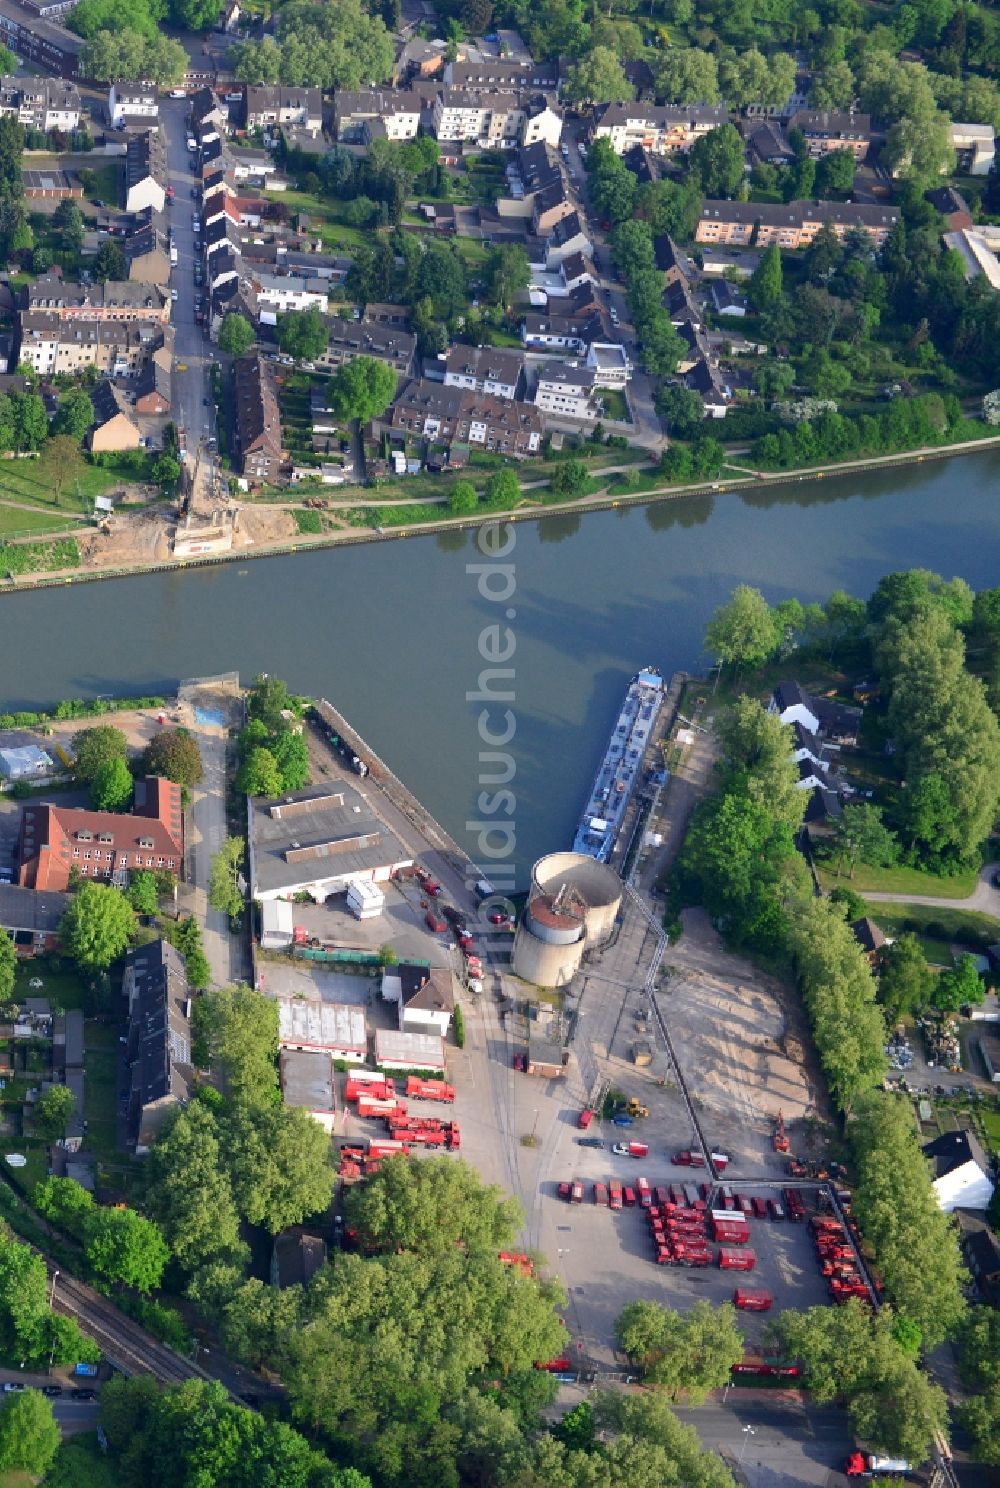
[344,1156,521,1257]
[830,802,898,878]
[615,1299,744,1400]
[84,1206,170,1293]
[0,1389,60,1479]
[876,933,934,1022]
[59,883,136,971]
[208,838,245,922]
[218,312,255,357]
[0,928,14,1002]
[704,585,779,672]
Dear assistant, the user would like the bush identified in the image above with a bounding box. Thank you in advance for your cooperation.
[453,1005,465,1048]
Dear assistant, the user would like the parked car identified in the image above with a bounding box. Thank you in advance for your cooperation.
[41,1385,62,1397]
[513,1052,526,1072]
[577,1137,603,1148]
[71,1388,97,1401]
[768,1198,785,1221]
[3,1383,24,1393]
[612,1142,629,1155]
[672,1150,706,1167]
[425,908,447,933]
[423,880,442,898]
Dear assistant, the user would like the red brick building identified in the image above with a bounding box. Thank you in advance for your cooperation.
[16,776,183,892]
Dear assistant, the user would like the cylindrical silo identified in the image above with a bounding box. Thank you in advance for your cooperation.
[531,851,623,945]
[512,891,586,987]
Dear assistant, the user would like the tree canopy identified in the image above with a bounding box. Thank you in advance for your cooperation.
[143,728,203,788]
[344,1155,522,1257]
[615,1299,744,1400]
[329,356,397,424]
[72,724,128,782]
[59,882,136,970]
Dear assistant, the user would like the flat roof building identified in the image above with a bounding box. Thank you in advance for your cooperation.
[249,782,412,902]
[273,996,368,1062]
[374,1028,446,1071]
[279,1048,337,1131]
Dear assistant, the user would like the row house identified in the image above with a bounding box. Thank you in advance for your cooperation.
[251,271,327,325]
[432,89,561,149]
[318,317,415,377]
[23,274,170,324]
[89,379,142,453]
[786,109,870,160]
[443,344,524,400]
[243,85,322,134]
[695,197,899,250]
[123,213,171,286]
[389,378,542,456]
[234,352,283,483]
[546,211,593,269]
[17,312,168,377]
[190,85,227,133]
[522,308,608,354]
[124,130,167,214]
[0,75,79,130]
[334,87,431,143]
[593,101,730,157]
[532,177,575,237]
[108,84,158,128]
[533,361,598,420]
[0,0,83,78]
[123,940,192,1155]
[17,777,183,893]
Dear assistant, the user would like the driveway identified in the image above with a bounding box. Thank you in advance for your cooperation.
[863,861,1000,915]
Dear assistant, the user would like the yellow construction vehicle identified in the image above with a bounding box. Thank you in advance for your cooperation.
[626,1098,649,1119]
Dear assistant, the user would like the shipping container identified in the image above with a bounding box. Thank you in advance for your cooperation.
[719,1247,756,1271]
[734,1288,773,1311]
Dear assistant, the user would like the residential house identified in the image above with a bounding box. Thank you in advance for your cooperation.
[533,360,598,420]
[586,341,631,389]
[0,883,69,955]
[949,122,995,175]
[559,251,597,295]
[786,109,870,159]
[925,185,973,231]
[696,198,898,250]
[89,379,141,451]
[381,962,455,1037]
[393,36,447,85]
[272,995,368,1062]
[108,84,158,128]
[243,84,322,133]
[190,86,227,132]
[279,1049,336,1132]
[123,214,171,286]
[251,271,327,325]
[445,57,559,91]
[521,95,562,149]
[531,179,575,237]
[709,279,747,318]
[16,776,183,893]
[850,916,887,967]
[685,355,730,417]
[133,349,171,413]
[443,344,524,399]
[124,131,167,214]
[270,1229,327,1288]
[317,317,414,378]
[521,308,608,354]
[0,75,80,130]
[654,234,695,286]
[233,352,283,482]
[745,117,795,166]
[123,940,192,1153]
[922,1130,995,1212]
[334,87,428,143]
[546,211,592,268]
[0,0,83,77]
[389,378,543,456]
[22,274,170,324]
[962,1220,1000,1308]
[593,101,730,156]
[769,681,862,746]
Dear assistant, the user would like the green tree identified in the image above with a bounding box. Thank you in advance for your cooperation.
[831,802,897,878]
[957,1306,1000,1390]
[94,237,126,281]
[484,469,520,511]
[59,882,136,971]
[238,746,283,797]
[748,243,784,311]
[68,0,160,41]
[815,148,856,199]
[208,837,245,921]
[246,673,292,732]
[125,871,158,917]
[225,1103,334,1234]
[193,985,278,1105]
[52,386,95,443]
[849,1361,949,1467]
[85,1206,170,1293]
[931,952,985,1013]
[448,479,478,515]
[80,28,149,82]
[655,382,705,437]
[549,460,589,497]
[329,355,397,423]
[276,305,329,362]
[90,754,133,811]
[689,124,746,198]
[716,697,806,832]
[235,0,393,90]
[958,1388,1000,1468]
[483,243,530,311]
[562,46,633,105]
[719,49,796,108]
[33,1084,76,1141]
[143,727,203,788]
[0,928,14,1003]
[146,1101,246,1272]
[654,47,720,103]
[271,728,309,790]
[615,1299,744,1400]
[34,1175,94,1237]
[704,584,778,670]
[53,199,84,253]
[218,312,256,357]
[72,724,128,783]
[345,1155,521,1256]
[0,1389,60,1478]
[876,933,934,1023]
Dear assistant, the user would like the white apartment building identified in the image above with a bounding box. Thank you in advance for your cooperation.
[593,101,729,157]
[109,84,158,127]
[534,361,598,420]
[253,272,328,324]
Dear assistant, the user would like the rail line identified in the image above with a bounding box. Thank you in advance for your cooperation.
[50,1268,215,1389]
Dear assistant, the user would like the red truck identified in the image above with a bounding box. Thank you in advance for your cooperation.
[710,1210,750,1244]
[844,1453,912,1477]
[406,1077,456,1103]
[731,1358,802,1380]
[784,1188,806,1221]
[636,1177,652,1208]
[734,1288,773,1311]
[578,1108,594,1129]
[368,1140,411,1157]
[719,1246,756,1270]
[609,1179,623,1211]
[358,1096,406,1119]
[345,1077,394,1102]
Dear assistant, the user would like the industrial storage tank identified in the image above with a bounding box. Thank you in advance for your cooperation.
[513,890,586,987]
[531,851,623,945]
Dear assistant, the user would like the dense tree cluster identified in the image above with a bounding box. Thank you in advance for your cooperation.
[0,1223,99,1370]
[236,673,310,797]
[35,1178,169,1293]
[231,0,394,90]
[615,1299,743,1400]
[957,1308,1000,1466]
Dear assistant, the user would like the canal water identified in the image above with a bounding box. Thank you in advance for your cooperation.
[5,451,1000,881]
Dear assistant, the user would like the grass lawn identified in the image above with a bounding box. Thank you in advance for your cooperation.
[0,447,136,513]
[13,959,90,1013]
[0,1469,38,1488]
[44,1436,120,1488]
[0,505,78,537]
[83,1022,119,1169]
[980,1106,1000,1155]
[81,161,119,204]
[600,389,631,422]
[863,901,1000,948]
[816,861,980,898]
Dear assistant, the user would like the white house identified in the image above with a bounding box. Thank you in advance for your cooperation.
[923,1131,995,1212]
[109,85,158,128]
[949,121,995,175]
[382,964,454,1038]
[534,361,598,420]
[253,272,328,325]
[374,1028,446,1072]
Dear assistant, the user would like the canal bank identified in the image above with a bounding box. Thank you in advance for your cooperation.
[4,446,1000,881]
[3,433,1000,595]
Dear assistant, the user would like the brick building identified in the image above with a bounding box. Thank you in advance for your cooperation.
[17,777,183,892]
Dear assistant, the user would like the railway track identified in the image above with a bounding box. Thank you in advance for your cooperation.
[50,1268,209,1388]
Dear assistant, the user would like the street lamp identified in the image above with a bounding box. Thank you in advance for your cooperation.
[736,1426,756,1471]
[49,1270,59,1309]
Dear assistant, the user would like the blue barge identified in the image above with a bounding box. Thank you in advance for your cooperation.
[572,668,665,862]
